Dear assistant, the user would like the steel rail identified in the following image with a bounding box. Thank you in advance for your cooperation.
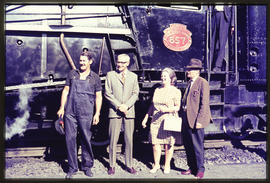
[5,140,266,158]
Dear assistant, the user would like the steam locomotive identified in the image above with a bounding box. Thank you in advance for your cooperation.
[5,5,266,145]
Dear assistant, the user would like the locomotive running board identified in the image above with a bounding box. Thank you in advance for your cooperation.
[4,81,66,91]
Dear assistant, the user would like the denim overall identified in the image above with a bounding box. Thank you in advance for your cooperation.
[64,77,95,173]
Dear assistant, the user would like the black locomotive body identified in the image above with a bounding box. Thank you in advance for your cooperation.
[5,5,266,144]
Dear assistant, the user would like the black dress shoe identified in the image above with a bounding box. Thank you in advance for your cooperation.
[84,169,93,177]
[126,167,137,174]
[181,169,192,175]
[108,167,115,175]
[65,171,76,179]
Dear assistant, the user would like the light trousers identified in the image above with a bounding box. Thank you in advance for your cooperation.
[109,117,134,168]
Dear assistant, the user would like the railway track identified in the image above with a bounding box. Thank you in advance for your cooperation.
[5,139,266,158]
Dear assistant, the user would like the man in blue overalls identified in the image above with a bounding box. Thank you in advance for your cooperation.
[57,50,102,179]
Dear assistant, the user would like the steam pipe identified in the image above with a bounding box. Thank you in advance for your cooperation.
[59,5,76,70]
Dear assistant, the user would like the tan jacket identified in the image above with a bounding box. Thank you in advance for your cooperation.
[186,76,211,128]
[104,70,139,118]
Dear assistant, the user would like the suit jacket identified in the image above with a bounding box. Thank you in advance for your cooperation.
[186,76,211,129]
[105,70,139,118]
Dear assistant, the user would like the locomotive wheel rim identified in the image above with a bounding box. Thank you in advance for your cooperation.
[91,139,110,146]
[222,119,249,140]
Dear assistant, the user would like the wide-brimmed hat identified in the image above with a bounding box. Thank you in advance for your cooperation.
[186,58,203,69]
[54,117,65,135]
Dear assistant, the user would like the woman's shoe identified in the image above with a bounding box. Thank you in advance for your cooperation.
[150,165,160,173]
[164,167,170,174]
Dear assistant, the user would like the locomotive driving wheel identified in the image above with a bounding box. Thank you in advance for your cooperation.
[91,124,110,146]
[222,117,250,140]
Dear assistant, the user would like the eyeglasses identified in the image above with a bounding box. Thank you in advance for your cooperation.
[186,68,200,71]
[117,61,128,64]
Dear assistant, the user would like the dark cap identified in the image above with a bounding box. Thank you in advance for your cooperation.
[80,49,93,60]
[186,58,203,69]
[54,117,65,135]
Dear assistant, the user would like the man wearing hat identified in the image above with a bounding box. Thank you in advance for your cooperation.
[57,50,102,179]
[180,58,211,179]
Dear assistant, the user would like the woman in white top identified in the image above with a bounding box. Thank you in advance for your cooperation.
[142,67,182,174]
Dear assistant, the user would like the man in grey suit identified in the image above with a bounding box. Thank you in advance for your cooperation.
[105,54,139,175]
[181,58,211,179]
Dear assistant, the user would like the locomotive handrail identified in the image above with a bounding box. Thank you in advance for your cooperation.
[6,12,123,16]
[234,6,239,85]
[207,5,211,82]
[5,14,123,24]
[4,81,66,91]
[5,76,108,92]
[5,24,132,35]
[5,5,25,13]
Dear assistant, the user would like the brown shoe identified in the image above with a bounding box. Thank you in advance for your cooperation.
[108,167,115,175]
[181,169,192,175]
[196,171,204,179]
[126,167,137,174]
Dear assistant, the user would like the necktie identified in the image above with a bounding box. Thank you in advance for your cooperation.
[121,72,125,84]
[182,80,192,110]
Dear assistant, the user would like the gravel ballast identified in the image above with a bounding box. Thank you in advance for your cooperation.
[5,142,266,179]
